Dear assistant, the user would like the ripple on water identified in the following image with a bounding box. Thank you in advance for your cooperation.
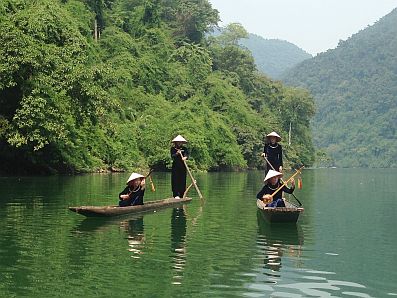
[1,170,396,297]
[270,271,372,298]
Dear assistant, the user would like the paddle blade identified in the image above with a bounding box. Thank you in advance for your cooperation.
[149,176,156,192]
[298,177,302,189]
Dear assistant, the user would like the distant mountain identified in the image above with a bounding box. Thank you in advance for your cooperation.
[282,8,397,168]
[240,34,312,79]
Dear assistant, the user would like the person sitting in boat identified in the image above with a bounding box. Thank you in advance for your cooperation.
[256,169,295,207]
[261,131,283,174]
[170,135,189,199]
[119,173,146,207]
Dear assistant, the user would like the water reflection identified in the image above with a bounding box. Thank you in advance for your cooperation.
[71,215,147,258]
[254,211,374,297]
[257,210,304,276]
[170,208,187,285]
[2,170,394,297]
[121,217,145,258]
[72,218,114,233]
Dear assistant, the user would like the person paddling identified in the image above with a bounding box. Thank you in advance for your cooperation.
[261,131,283,174]
[119,173,146,207]
[256,169,295,207]
[170,135,189,199]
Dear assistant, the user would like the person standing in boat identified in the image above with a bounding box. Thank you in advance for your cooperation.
[261,131,283,174]
[256,169,295,207]
[170,135,189,199]
[119,172,146,207]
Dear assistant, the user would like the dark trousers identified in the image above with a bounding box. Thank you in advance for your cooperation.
[266,198,285,208]
[171,166,187,197]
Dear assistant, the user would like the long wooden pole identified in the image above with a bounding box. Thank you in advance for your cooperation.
[270,166,304,198]
[263,156,302,206]
[182,159,203,199]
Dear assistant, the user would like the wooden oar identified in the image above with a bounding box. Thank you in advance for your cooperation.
[148,174,155,192]
[263,156,302,206]
[145,169,155,192]
[270,166,304,199]
[177,150,203,199]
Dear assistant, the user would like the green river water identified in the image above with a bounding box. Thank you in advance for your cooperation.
[0,168,396,297]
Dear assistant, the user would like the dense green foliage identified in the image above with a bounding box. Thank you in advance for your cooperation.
[0,0,315,174]
[240,34,312,79]
[283,8,397,168]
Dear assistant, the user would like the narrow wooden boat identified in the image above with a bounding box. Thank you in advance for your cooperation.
[257,210,304,244]
[257,199,304,223]
[69,197,192,217]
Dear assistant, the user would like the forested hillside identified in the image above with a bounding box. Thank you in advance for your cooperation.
[0,0,315,174]
[283,8,397,168]
[240,34,312,79]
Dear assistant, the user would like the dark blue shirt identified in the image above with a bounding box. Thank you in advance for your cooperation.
[171,146,189,169]
[119,185,145,207]
[256,181,294,201]
[263,143,283,170]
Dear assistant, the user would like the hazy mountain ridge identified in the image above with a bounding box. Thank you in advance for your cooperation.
[240,33,312,79]
[282,8,397,167]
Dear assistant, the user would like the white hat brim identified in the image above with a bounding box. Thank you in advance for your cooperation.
[264,170,283,182]
[172,135,187,143]
[266,131,281,142]
[126,173,144,184]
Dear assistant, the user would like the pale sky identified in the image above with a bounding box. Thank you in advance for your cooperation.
[208,0,397,55]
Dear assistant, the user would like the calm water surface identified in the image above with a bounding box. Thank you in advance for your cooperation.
[0,169,396,297]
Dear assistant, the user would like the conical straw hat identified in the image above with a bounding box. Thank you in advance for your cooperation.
[266,131,281,142]
[126,172,144,184]
[172,135,187,143]
[264,169,283,182]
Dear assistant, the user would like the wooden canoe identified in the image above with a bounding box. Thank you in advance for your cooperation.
[257,210,304,244]
[257,199,304,223]
[69,197,192,217]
